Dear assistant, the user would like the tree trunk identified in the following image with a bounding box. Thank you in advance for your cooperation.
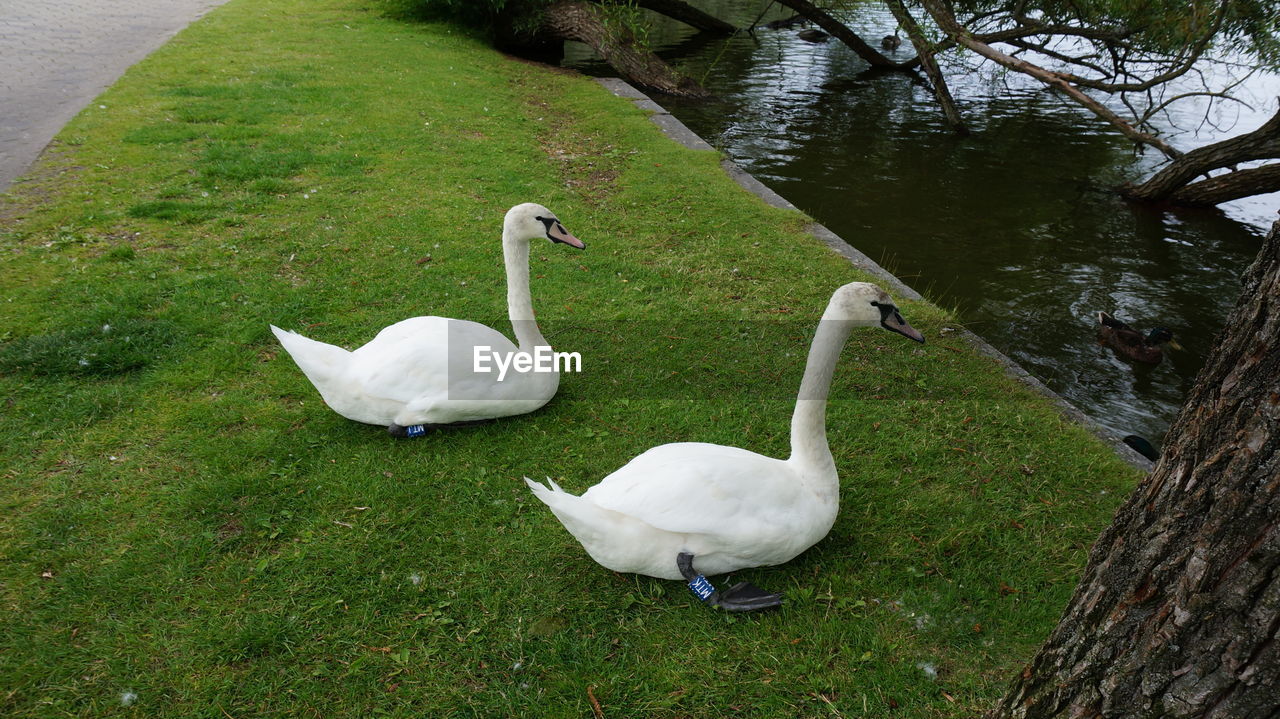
[543,1,709,98]
[1121,105,1280,203]
[1165,164,1280,207]
[885,0,968,135]
[989,218,1280,717]
[631,0,736,35]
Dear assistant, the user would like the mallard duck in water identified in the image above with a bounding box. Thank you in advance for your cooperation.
[1097,311,1180,364]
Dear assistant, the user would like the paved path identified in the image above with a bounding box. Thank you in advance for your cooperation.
[0,0,229,193]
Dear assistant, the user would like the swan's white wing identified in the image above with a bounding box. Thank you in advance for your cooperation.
[582,442,808,543]
[349,317,513,403]
[347,317,449,404]
[343,316,557,424]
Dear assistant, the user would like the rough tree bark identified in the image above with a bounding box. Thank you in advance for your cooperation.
[542,1,709,98]
[1121,105,1280,205]
[989,217,1280,717]
[1166,164,1280,207]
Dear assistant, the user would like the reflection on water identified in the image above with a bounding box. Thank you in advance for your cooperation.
[564,3,1277,446]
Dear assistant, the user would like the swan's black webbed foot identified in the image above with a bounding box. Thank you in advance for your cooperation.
[676,552,782,613]
[717,581,785,611]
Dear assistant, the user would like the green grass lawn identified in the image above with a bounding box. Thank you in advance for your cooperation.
[0,0,1139,715]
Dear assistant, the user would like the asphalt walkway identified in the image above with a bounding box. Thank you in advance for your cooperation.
[0,0,228,192]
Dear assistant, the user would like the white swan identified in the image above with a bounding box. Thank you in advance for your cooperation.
[271,203,584,437]
[526,281,924,611]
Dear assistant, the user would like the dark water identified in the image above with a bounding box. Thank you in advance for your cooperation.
[564,4,1278,447]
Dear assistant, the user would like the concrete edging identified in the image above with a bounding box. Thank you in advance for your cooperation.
[595,76,1153,472]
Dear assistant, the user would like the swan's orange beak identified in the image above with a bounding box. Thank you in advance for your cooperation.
[548,223,585,249]
[884,313,925,343]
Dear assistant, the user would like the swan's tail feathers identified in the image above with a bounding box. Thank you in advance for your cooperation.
[524,477,608,545]
[270,324,351,390]
[524,476,566,501]
[524,477,666,577]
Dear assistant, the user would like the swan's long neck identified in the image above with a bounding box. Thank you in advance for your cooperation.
[503,230,547,350]
[788,314,854,478]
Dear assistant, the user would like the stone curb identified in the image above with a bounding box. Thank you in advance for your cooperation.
[595,76,1153,472]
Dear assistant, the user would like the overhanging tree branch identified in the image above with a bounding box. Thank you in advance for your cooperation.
[628,0,736,36]
[886,0,968,134]
[1165,162,1280,205]
[1056,8,1222,94]
[918,0,1183,159]
[1122,102,1280,201]
[543,1,710,97]
[772,0,907,69]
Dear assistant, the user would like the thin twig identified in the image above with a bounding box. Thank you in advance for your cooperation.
[587,685,604,719]
[812,691,844,717]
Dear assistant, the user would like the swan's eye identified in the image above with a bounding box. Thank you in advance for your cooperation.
[869,301,897,323]
[535,216,557,232]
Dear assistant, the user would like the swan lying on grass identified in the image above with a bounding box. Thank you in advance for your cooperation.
[527,281,924,611]
[272,203,584,437]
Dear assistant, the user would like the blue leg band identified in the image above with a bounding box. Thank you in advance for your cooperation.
[688,574,716,601]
